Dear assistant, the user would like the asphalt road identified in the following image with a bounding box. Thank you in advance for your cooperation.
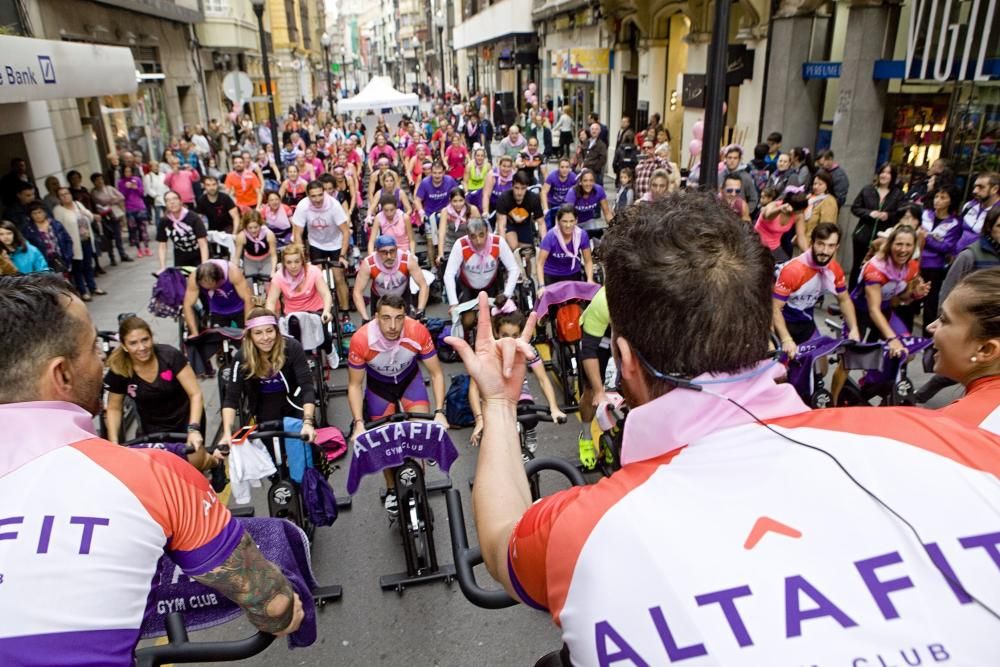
[84,236,962,666]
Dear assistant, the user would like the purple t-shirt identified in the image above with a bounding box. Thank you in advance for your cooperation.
[416,175,458,215]
[545,171,578,207]
[540,227,590,277]
[565,185,607,224]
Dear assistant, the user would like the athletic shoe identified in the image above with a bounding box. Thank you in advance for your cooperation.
[121,255,134,262]
[384,490,399,516]
[341,315,356,334]
[524,427,538,453]
[578,433,597,470]
[521,451,531,465]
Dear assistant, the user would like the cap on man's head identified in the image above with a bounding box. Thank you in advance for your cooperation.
[374,235,397,250]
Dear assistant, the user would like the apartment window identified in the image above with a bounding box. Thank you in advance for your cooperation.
[285,0,299,42]
[204,0,227,15]
[299,0,310,48]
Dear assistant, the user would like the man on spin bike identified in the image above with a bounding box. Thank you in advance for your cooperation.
[182,258,252,335]
[443,218,520,339]
[347,294,450,516]
[291,180,351,331]
[352,234,429,322]
[0,274,303,665]
[495,172,545,281]
[773,222,861,359]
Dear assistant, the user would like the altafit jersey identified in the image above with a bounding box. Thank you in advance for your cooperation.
[852,258,919,314]
[348,318,436,384]
[0,402,241,666]
[507,364,1000,666]
[940,375,1000,435]
[365,250,412,298]
[773,255,847,323]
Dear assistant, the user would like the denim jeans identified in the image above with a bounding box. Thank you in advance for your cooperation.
[72,240,98,295]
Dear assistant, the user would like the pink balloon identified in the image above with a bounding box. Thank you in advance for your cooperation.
[689,139,703,158]
[723,101,728,114]
[692,120,704,141]
[529,82,537,92]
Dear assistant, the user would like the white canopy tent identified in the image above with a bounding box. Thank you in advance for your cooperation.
[336,76,419,114]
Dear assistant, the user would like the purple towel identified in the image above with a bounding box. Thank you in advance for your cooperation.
[533,280,600,316]
[785,334,847,401]
[128,441,189,459]
[140,517,318,649]
[347,421,459,495]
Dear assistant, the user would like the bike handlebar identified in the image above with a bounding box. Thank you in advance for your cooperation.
[134,612,275,667]
[363,411,435,430]
[446,457,586,609]
[516,403,563,424]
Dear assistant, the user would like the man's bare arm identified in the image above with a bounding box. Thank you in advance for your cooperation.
[193,532,301,635]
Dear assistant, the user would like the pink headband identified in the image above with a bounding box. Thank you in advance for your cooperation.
[245,316,278,330]
[491,300,518,316]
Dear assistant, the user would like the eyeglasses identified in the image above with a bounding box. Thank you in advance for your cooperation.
[724,188,741,194]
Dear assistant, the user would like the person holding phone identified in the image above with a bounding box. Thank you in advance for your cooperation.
[220,307,317,448]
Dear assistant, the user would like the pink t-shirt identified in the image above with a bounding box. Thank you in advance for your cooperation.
[164,169,200,204]
[270,264,325,313]
[445,145,468,181]
[754,209,795,250]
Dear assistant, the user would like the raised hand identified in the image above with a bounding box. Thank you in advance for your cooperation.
[444,291,537,404]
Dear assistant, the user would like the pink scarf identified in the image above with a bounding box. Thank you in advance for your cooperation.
[263,203,291,230]
[554,226,583,271]
[166,206,193,234]
[282,264,308,293]
[799,249,838,295]
[366,318,421,369]
[445,203,468,231]
[376,209,406,242]
[373,248,403,280]
[233,168,255,191]
[244,227,267,255]
[285,178,307,197]
[868,254,911,285]
[493,168,512,187]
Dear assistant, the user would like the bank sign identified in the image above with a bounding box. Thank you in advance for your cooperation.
[0,35,136,105]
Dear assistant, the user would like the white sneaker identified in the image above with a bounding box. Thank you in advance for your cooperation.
[524,428,538,453]
[384,490,399,516]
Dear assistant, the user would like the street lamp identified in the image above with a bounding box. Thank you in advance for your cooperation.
[698,0,731,191]
[320,32,335,114]
[250,0,281,168]
[434,10,445,101]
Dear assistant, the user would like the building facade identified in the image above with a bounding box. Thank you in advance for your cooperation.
[264,0,325,115]
[197,0,265,125]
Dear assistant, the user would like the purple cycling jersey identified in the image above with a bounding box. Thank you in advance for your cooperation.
[540,226,590,277]
[203,260,244,316]
[565,185,607,224]
[545,171,578,207]
[416,175,457,215]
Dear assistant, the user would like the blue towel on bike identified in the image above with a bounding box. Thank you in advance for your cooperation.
[347,420,459,494]
[139,517,318,648]
[283,416,314,483]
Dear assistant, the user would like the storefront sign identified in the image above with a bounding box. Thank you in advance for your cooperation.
[0,35,135,105]
[802,62,842,79]
[905,0,997,81]
[550,48,610,79]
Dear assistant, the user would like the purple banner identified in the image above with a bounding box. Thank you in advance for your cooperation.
[347,421,458,495]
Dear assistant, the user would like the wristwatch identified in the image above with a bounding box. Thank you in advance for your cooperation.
[434,408,445,415]
[186,423,202,433]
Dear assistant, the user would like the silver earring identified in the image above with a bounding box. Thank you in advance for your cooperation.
[971,356,978,362]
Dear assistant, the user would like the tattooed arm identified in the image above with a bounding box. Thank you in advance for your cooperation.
[193,532,304,636]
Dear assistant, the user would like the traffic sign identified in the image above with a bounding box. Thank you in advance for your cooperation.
[222,71,253,103]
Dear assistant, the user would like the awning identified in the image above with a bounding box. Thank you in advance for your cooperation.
[336,76,419,113]
[0,35,136,105]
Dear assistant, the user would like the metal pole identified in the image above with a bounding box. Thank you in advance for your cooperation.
[253,3,281,169]
[438,25,445,100]
[322,47,334,115]
[699,0,731,191]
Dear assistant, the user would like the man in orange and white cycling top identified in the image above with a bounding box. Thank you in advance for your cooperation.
[447,194,1000,666]
[0,274,303,666]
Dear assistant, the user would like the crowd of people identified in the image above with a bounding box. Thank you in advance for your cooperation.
[1,93,999,665]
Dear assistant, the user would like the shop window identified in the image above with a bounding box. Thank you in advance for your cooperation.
[204,0,228,15]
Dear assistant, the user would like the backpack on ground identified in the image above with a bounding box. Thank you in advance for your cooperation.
[445,374,475,427]
[426,317,458,362]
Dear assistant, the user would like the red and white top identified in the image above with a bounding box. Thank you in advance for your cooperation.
[773,251,847,324]
[0,402,241,665]
[348,318,436,384]
[507,363,1000,665]
[940,375,1000,435]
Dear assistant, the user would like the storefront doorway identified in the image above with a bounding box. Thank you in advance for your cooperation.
[559,80,595,134]
[100,85,169,164]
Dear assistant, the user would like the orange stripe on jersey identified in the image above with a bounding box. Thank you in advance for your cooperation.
[509,448,683,624]
[767,407,1000,476]
[72,439,233,552]
[939,376,1000,433]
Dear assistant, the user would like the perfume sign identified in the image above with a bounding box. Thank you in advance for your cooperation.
[905,0,998,81]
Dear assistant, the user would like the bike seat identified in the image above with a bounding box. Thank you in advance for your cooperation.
[347,420,459,495]
[841,341,885,371]
[188,327,244,344]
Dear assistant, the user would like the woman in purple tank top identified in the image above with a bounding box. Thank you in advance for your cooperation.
[182,259,252,335]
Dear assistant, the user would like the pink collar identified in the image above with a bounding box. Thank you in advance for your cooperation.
[621,361,808,465]
[366,319,421,366]
[0,401,97,476]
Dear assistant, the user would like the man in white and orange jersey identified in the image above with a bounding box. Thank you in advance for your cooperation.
[448,194,1000,666]
[0,274,303,665]
[773,222,861,359]
[347,293,449,515]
